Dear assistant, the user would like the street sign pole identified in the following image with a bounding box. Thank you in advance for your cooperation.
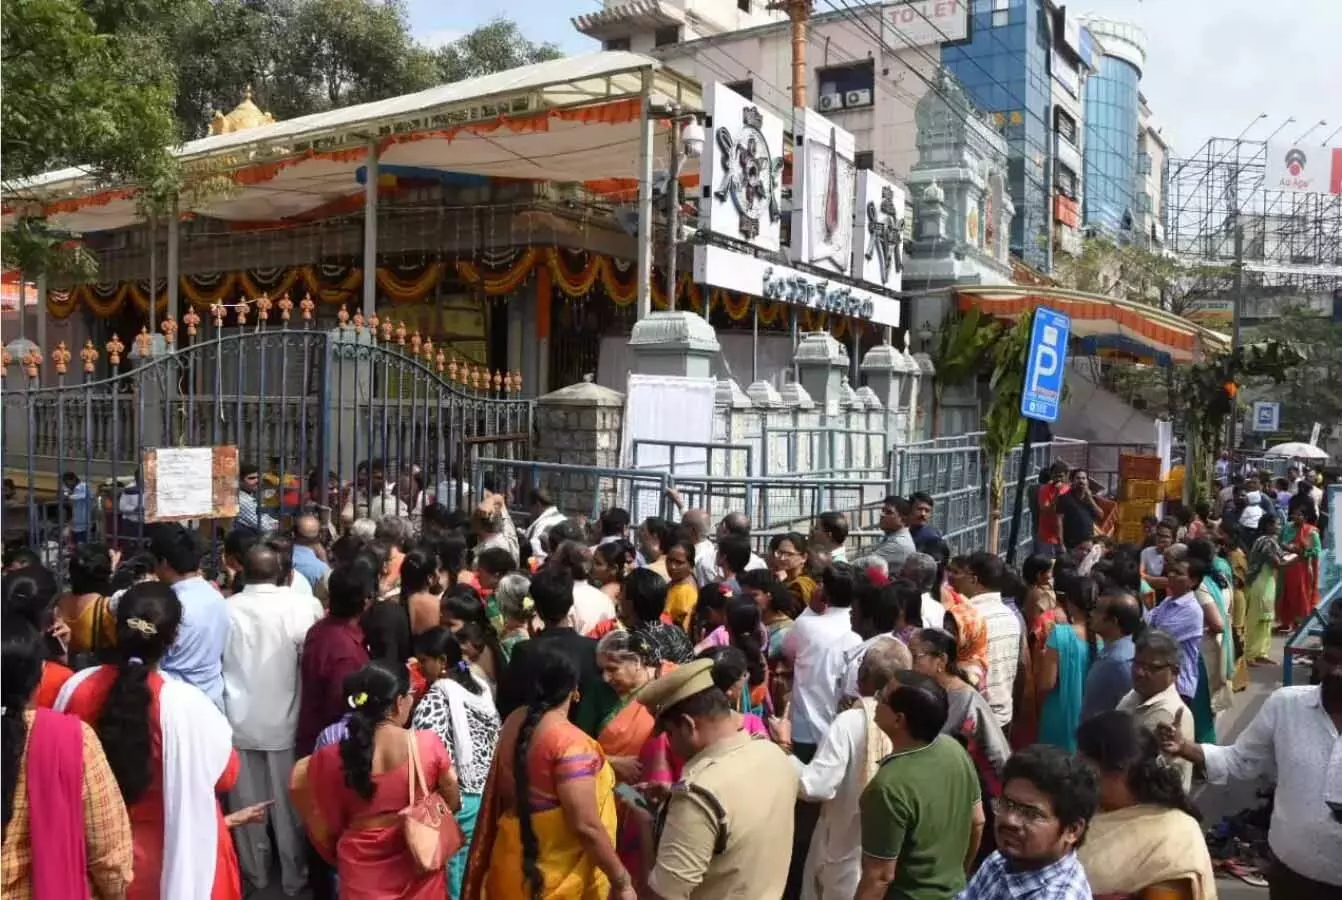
[1006,307,1071,565]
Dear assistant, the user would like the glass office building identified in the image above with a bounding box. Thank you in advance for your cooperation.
[1080,19,1147,233]
[943,0,1053,270]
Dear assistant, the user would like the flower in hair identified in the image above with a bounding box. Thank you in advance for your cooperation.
[348,691,368,709]
[522,596,534,611]
[127,617,158,636]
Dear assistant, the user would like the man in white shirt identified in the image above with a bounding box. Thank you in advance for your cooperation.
[523,487,567,562]
[223,541,323,895]
[840,578,914,702]
[900,552,947,629]
[784,563,863,757]
[1159,619,1342,895]
[693,511,767,586]
[953,552,1022,728]
[784,640,907,900]
[549,540,615,635]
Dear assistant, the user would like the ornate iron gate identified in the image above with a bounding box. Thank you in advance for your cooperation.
[2,299,532,554]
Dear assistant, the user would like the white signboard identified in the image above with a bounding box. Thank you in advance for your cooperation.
[701,82,786,252]
[1052,51,1080,98]
[851,170,905,291]
[791,107,856,275]
[693,244,902,328]
[1265,141,1342,195]
[882,0,969,49]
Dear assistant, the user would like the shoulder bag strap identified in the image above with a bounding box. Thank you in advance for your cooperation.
[406,730,429,803]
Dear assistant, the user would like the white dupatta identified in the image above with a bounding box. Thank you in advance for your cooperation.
[56,665,234,898]
[437,674,498,788]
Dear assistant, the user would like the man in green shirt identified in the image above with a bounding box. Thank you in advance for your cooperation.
[857,670,985,899]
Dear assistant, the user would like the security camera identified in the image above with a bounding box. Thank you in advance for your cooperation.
[681,121,705,159]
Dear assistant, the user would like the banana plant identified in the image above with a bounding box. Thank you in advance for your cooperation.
[932,306,1002,435]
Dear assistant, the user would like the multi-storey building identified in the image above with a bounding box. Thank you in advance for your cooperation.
[1079,17,1147,235]
[1135,94,1170,249]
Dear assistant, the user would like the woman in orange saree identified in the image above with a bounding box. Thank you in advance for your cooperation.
[463,648,633,900]
[1277,507,1321,631]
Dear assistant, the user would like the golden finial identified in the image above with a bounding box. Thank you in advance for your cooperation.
[367,314,380,336]
[492,371,503,392]
[300,297,315,321]
[434,349,446,374]
[0,348,10,378]
[135,328,153,358]
[51,342,71,375]
[22,349,40,378]
[337,306,350,329]
[380,320,393,342]
[447,359,459,383]
[209,85,277,135]
[256,293,273,322]
[160,317,177,345]
[277,293,293,322]
[420,336,434,363]
[352,311,365,333]
[211,302,226,327]
[80,340,99,373]
[409,330,422,356]
[106,334,125,366]
[394,321,407,346]
[511,371,523,394]
[183,308,201,337]
[235,302,248,326]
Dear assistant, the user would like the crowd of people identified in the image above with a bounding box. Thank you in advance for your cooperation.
[0,459,1339,900]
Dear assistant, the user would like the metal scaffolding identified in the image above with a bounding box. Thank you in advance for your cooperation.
[1165,137,1342,294]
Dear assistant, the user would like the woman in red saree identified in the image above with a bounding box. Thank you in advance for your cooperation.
[296,660,460,900]
[55,582,241,900]
[1278,506,1321,630]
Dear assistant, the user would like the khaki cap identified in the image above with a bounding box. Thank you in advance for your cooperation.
[637,658,716,718]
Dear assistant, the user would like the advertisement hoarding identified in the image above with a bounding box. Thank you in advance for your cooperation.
[881,0,969,50]
[1265,142,1342,195]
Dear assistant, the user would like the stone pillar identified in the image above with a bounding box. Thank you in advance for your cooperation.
[533,378,625,515]
[325,327,376,477]
[795,331,849,416]
[859,342,906,415]
[627,310,720,379]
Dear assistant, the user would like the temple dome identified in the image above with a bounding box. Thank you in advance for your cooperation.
[210,87,276,135]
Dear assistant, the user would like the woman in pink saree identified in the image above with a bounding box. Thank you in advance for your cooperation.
[296,661,461,900]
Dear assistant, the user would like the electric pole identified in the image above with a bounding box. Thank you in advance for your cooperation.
[666,113,683,311]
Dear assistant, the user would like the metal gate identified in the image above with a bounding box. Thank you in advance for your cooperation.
[2,303,532,554]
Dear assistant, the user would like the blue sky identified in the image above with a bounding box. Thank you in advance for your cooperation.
[405,0,598,54]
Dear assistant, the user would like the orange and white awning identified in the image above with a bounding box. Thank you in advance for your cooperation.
[955,285,1230,366]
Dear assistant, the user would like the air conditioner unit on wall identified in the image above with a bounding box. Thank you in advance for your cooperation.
[845,88,873,108]
[818,92,844,112]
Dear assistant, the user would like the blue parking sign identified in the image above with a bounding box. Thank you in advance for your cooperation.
[1020,307,1071,423]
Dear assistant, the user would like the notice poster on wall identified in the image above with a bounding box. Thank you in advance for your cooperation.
[142,445,240,522]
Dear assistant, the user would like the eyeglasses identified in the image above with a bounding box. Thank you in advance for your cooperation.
[991,796,1053,824]
[1131,659,1173,674]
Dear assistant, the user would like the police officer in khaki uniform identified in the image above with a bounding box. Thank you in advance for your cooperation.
[632,658,799,899]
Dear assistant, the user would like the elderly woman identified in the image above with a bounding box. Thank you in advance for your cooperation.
[494,572,533,661]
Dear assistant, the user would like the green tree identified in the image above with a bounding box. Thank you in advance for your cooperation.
[434,18,563,83]
[1053,236,1233,422]
[1249,304,1342,439]
[1,0,180,277]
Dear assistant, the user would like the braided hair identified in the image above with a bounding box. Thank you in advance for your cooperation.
[724,597,767,690]
[339,660,411,799]
[96,582,183,805]
[514,648,579,898]
[1,617,45,837]
[1076,709,1200,820]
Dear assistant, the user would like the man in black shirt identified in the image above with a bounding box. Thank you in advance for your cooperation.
[1057,468,1104,551]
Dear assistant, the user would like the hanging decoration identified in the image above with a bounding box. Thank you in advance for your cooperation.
[50,246,870,342]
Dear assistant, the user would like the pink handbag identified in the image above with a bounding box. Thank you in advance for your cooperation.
[399,730,464,873]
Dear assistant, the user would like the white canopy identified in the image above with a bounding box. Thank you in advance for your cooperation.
[1263,441,1328,461]
[2,51,700,234]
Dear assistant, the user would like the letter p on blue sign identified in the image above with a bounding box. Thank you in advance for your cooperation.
[1020,307,1071,424]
